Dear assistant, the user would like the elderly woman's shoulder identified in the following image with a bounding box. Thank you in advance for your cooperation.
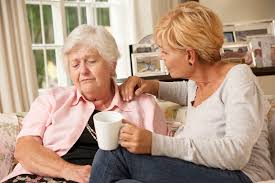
[29,86,75,108]
[39,86,75,100]
[120,94,157,113]
[134,93,158,106]
[39,86,74,95]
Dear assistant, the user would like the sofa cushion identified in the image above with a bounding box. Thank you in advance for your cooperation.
[0,113,20,180]
[157,100,185,134]
[268,107,275,168]
[266,95,275,168]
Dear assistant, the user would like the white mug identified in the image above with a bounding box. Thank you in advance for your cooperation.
[93,111,123,151]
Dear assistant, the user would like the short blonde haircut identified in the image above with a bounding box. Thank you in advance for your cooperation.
[63,25,120,75]
[154,2,224,63]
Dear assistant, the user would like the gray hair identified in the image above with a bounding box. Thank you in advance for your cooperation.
[63,24,120,75]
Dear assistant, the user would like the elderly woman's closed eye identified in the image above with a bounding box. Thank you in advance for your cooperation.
[2,25,168,183]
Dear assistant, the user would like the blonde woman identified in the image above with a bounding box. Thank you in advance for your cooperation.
[90,2,275,183]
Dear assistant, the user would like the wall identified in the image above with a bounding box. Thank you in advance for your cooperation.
[200,0,275,95]
[200,0,275,24]
[258,76,275,95]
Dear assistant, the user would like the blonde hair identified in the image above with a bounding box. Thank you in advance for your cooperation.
[154,2,224,63]
[63,25,120,75]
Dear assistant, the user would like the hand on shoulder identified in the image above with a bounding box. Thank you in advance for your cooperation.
[119,76,159,102]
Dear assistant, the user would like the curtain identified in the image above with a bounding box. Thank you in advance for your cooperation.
[151,0,180,32]
[109,0,179,79]
[128,0,179,43]
[0,0,38,113]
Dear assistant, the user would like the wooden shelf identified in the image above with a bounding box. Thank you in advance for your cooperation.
[140,75,185,82]
[251,66,275,76]
[116,66,275,83]
[116,75,184,83]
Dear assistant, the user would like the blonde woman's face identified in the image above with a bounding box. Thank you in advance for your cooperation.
[68,47,114,100]
[159,43,192,79]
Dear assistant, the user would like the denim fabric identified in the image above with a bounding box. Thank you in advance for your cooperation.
[115,180,143,183]
[90,147,252,183]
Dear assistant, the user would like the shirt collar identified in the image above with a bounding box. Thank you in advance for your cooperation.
[71,86,87,106]
[71,81,132,112]
[104,80,132,112]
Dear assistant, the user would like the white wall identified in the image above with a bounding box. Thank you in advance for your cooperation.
[258,75,275,95]
[200,0,275,95]
[258,76,275,95]
[200,0,275,24]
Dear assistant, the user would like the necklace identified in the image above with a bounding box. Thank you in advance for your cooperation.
[86,123,97,141]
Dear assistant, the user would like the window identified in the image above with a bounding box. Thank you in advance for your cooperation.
[26,0,115,90]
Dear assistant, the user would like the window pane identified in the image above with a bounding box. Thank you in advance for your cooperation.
[81,7,87,24]
[33,50,46,88]
[65,7,79,34]
[26,4,42,44]
[96,8,110,26]
[43,5,54,44]
[46,50,58,88]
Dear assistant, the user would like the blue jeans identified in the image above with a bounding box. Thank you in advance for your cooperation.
[90,147,252,183]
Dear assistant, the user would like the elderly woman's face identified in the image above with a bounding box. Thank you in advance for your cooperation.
[68,47,114,100]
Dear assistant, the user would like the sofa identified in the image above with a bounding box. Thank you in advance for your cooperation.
[0,97,275,182]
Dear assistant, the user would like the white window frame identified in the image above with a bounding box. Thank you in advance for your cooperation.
[25,0,115,93]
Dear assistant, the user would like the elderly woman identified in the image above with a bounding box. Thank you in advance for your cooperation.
[90,2,275,183]
[2,25,167,183]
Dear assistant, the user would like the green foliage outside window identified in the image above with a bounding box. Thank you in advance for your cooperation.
[33,50,46,88]
[43,5,54,44]
[81,7,87,24]
[65,7,79,34]
[27,5,42,44]
[97,8,110,26]
[47,50,58,87]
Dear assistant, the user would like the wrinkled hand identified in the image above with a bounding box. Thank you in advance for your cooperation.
[61,164,91,183]
[119,76,144,101]
[119,76,159,101]
[119,120,152,154]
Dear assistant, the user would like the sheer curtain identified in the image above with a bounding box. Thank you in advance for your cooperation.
[0,0,38,113]
[151,0,180,37]
[110,0,179,79]
[129,0,179,43]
